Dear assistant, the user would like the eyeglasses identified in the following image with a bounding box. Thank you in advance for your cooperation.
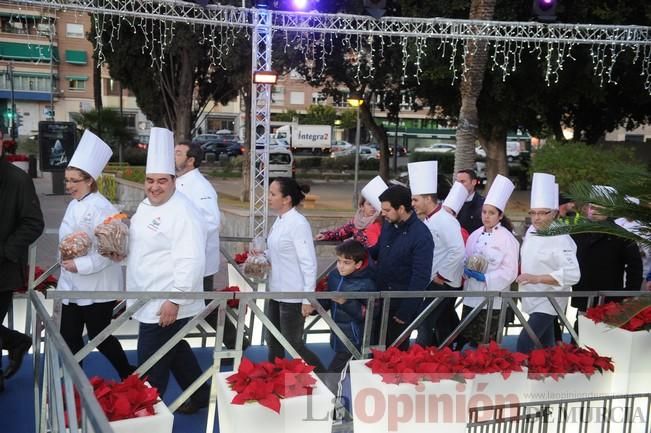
[528,210,553,217]
[64,178,86,184]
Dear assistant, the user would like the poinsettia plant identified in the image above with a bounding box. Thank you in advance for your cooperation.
[527,343,614,381]
[219,285,241,308]
[15,266,57,293]
[234,251,248,264]
[66,375,160,425]
[366,344,469,385]
[585,298,651,332]
[462,341,528,379]
[226,357,316,413]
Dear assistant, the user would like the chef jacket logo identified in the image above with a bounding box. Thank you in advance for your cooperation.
[147,217,161,232]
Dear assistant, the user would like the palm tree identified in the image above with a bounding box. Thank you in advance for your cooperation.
[72,108,135,161]
[454,0,497,179]
[541,166,651,250]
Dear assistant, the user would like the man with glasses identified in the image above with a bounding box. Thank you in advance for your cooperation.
[0,132,44,390]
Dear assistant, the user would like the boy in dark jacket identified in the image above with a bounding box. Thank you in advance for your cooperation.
[320,240,376,391]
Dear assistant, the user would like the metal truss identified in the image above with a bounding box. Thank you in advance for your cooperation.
[9,0,651,237]
[10,0,651,46]
[249,8,272,238]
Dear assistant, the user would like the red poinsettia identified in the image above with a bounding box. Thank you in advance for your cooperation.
[234,251,249,265]
[462,341,528,379]
[66,375,160,425]
[366,344,468,385]
[91,375,160,421]
[219,285,241,308]
[585,299,651,332]
[15,266,58,293]
[526,343,614,381]
[226,357,316,413]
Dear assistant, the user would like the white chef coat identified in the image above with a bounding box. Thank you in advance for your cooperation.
[126,191,207,323]
[423,207,465,288]
[519,230,580,315]
[58,192,124,306]
[176,168,221,276]
[266,207,317,304]
[463,223,519,309]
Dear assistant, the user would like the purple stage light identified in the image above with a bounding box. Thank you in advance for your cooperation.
[292,0,308,10]
[537,0,556,11]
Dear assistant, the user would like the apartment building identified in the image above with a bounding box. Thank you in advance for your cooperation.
[0,4,95,137]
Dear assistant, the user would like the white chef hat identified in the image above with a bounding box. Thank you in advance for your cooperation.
[484,174,515,212]
[530,172,557,209]
[407,161,438,195]
[146,127,175,175]
[625,196,640,205]
[67,130,112,180]
[442,181,468,215]
[361,175,388,211]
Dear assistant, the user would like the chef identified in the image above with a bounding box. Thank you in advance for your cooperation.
[408,161,465,347]
[516,174,580,353]
[127,127,209,414]
[442,181,471,243]
[58,130,134,379]
[461,174,520,347]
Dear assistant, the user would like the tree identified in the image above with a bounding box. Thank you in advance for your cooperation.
[303,104,338,125]
[72,108,135,158]
[91,18,250,142]
[454,0,497,176]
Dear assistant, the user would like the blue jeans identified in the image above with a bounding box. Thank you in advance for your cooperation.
[265,300,325,373]
[517,312,556,353]
[137,318,209,404]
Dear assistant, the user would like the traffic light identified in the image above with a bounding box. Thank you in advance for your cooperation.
[16,113,23,127]
[532,0,558,23]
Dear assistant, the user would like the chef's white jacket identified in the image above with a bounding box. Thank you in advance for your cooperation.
[126,191,206,323]
[463,223,519,309]
[176,168,221,276]
[424,208,465,288]
[58,192,124,306]
[519,230,580,315]
[267,207,316,304]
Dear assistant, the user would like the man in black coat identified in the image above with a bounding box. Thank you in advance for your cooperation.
[456,169,485,233]
[0,143,45,389]
[571,203,642,318]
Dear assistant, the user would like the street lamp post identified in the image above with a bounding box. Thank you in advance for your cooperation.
[347,93,364,209]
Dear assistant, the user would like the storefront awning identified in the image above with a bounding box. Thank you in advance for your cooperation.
[0,41,58,62]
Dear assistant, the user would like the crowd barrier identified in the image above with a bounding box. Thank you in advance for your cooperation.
[13,236,650,433]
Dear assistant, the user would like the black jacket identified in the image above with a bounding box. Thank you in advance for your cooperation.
[369,212,434,322]
[571,230,643,311]
[0,155,45,291]
[457,192,484,233]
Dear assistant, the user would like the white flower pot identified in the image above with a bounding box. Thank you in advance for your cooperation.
[467,371,529,422]
[578,314,651,394]
[216,371,335,433]
[349,359,470,433]
[89,400,173,433]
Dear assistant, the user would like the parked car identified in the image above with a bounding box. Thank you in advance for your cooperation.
[201,139,242,158]
[475,141,523,161]
[255,145,294,178]
[367,143,407,156]
[413,143,456,153]
[331,140,353,153]
[330,145,378,160]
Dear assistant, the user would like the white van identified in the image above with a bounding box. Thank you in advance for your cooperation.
[256,145,294,178]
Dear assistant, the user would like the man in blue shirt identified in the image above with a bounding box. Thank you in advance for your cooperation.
[369,185,433,350]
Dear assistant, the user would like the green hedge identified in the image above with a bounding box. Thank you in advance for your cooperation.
[408,152,455,174]
[530,140,641,190]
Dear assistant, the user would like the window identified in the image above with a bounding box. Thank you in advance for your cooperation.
[311,92,325,104]
[121,112,137,128]
[104,78,121,96]
[289,91,304,105]
[271,86,284,104]
[66,23,84,38]
[68,78,86,91]
[0,73,52,92]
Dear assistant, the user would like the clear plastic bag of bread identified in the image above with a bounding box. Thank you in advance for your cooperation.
[242,236,270,281]
[466,254,489,273]
[94,213,129,258]
[59,231,93,260]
